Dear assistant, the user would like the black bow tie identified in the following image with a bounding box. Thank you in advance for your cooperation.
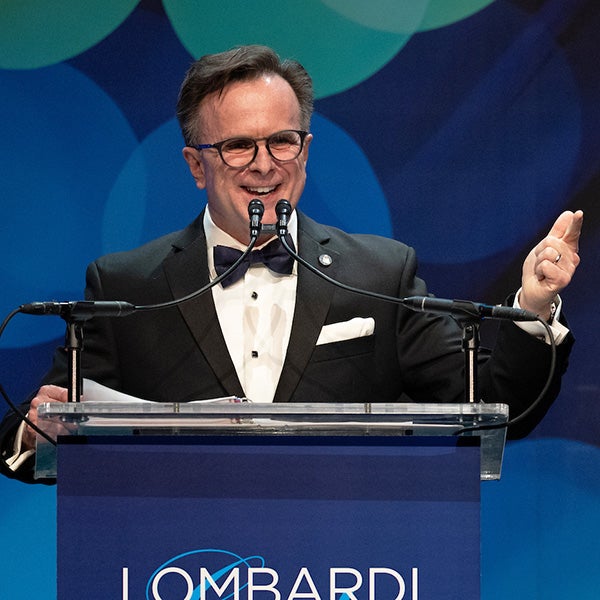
[213,235,295,288]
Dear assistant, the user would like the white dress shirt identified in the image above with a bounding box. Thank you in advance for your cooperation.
[204,207,298,402]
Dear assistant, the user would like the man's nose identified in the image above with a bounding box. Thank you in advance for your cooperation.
[249,141,275,173]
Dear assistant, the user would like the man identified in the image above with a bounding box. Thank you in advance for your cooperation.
[0,45,583,483]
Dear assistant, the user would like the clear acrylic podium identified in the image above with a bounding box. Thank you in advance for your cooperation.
[36,400,508,480]
[37,398,508,599]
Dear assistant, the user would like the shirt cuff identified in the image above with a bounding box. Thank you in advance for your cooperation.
[5,421,35,472]
[513,289,569,345]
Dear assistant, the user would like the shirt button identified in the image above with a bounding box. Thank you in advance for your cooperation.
[251,350,259,358]
[251,291,258,300]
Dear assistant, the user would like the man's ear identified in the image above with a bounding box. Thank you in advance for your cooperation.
[182,147,206,189]
[303,133,313,157]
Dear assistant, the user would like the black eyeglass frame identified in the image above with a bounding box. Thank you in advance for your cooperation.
[190,129,309,168]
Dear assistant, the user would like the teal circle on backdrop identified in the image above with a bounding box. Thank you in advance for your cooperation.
[0,0,138,69]
[320,0,494,33]
[102,119,202,255]
[0,64,138,348]
[162,0,406,98]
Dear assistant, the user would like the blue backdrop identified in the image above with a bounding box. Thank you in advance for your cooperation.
[1,1,598,598]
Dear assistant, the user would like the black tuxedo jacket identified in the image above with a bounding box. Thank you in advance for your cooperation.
[0,210,573,481]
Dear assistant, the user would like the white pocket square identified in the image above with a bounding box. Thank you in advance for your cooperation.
[316,317,375,346]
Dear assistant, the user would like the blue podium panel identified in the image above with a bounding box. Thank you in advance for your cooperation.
[57,436,481,600]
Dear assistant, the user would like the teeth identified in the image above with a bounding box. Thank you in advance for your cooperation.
[246,186,276,194]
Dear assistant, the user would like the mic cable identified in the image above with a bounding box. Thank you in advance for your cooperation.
[0,308,57,446]
[274,199,557,435]
[1,200,267,446]
[18,199,266,319]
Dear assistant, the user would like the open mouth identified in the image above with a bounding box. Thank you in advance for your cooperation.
[242,185,280,197]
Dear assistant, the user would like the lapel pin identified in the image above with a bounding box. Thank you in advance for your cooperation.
[318,254,333,267]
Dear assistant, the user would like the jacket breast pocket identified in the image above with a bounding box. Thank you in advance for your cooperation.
[310,334,375,363]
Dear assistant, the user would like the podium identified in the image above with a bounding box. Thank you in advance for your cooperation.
[37,400,508,600]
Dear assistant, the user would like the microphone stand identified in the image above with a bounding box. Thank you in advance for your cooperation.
[64,317,85,403]
[461,320,480,404]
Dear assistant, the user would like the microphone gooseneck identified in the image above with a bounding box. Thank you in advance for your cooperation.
[121,198,265,314]
[273,198,555,434]
[274,200,538,323]
[6,200,267,411]
[17,199,267,320]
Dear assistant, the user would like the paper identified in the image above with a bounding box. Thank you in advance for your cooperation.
[82,378,244,405]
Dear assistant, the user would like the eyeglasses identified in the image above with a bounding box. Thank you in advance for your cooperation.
[191,129,309,168]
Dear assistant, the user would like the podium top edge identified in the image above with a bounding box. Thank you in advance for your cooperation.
[38,401,509,419]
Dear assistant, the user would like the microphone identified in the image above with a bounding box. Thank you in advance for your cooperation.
[249,198,265,238]
[276,199,293,237]
[17,199,266,320]
[401,296,538,322]
[19,300,135,319]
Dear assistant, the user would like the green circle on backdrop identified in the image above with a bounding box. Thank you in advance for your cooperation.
[163,0,495,98]
[0,0,139,69]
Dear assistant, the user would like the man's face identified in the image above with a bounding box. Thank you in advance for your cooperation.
[182,74,312,244]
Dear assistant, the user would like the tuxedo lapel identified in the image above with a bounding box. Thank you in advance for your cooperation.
[273,215,339,403]
[159,211,339,403]
[161,221,245,397]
